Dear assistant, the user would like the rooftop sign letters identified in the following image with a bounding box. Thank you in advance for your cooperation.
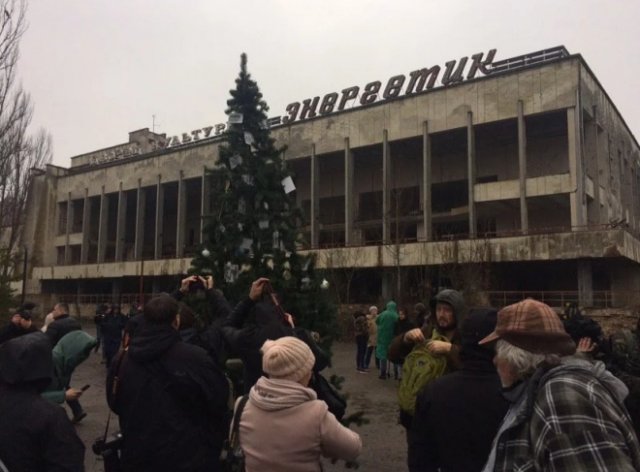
[163,49,498,148]
[279,49,497,125]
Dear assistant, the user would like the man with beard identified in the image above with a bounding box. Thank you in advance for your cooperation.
[389,289,466,431]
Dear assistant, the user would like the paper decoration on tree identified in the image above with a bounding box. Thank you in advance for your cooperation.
[320,278,330,290]
[229,154,243,169]
[300,276,311,290]
[283,269,292,281]
[262,254,275,270]
[240,238,253,252]
[237,223,243,231]
[242,174,254,186]
[265,158,274,165]
[244,132,255,145]
[302,258,311,272]
[258,219,269,229]
[201,248,210,257]
[240,263,252,273]
[264,202,269,210]
[238,198,246,214]
[281,176,296,194]
[228,112,243,124]
[218,224,226,233]
[224,262,240,283]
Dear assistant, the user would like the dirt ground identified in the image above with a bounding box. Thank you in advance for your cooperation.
[72,324,407,471]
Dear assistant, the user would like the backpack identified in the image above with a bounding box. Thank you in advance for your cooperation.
[397,330,448,416]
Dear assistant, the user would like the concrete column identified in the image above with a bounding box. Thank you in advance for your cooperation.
[344,137,354,246]
[64,192,72,265]
[467,112,477,238]
[97,186,108,263]
[382,130,391,244]
[154,176,164,260]
[115,182,127,262]
[517,101,529,234]
[591,107,602,225]
[200,166,209,244]
[310,145,319,248]
[134,179,146,260]
[422,121,432,241]
[80,188,90,264]
[381,271,393,301]
[568,101,586,229]
[577,260,594,307]
[176,171,186,258]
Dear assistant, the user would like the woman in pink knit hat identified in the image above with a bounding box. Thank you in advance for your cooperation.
[232,336,362,471]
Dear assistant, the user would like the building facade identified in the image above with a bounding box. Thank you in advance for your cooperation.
[20,47,640,309]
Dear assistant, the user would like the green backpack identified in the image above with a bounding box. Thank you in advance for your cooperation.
[397,331,448,416]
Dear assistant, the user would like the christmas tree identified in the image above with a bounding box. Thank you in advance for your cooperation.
[190,53,337,347]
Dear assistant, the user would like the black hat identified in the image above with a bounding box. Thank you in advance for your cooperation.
[459,308,498,362]
[14,310,32,321]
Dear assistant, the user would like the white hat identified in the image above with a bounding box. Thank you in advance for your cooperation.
[261,336,315,382]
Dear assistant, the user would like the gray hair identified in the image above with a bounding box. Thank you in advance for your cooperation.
[495,340,546,380]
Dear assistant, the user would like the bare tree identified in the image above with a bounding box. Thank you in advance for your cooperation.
[0,1,52,287]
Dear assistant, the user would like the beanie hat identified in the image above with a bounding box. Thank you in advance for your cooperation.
[261,336,315,382]
[479,298,576,356]
[459,308,498,362]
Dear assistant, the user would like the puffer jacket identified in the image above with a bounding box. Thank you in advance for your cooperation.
[483,357,640,472]
[237,376,362,472]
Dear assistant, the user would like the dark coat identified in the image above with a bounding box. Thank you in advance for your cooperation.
[45,314,82,347]
[0,322,37,344]
[409,359,508,472]
[0,333,85,471]
[409,307,507,471]
[222,299,329,393]
[107,323,230,472]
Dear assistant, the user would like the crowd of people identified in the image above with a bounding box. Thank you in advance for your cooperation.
[2,281,640,471]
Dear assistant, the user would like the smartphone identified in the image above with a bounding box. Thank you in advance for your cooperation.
[81,384,91,392]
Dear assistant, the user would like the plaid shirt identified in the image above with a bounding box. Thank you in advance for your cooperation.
[485,358,640,472]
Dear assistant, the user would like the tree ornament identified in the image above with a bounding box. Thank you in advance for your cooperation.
[320,278,330,290]
[201,248,211,258]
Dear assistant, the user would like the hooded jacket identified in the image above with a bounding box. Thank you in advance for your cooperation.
[388,289,466,365]
[45,314,82,347]
[0,332,85,471]
[237,376,362,472]
[483,357,640,472]
[376,301,399,360]
[42,330,97,404]
[107,322,230,472]
[409,308,508,472]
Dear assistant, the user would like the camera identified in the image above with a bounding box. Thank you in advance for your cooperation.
[188,278,206,293]
[92,432,123,456]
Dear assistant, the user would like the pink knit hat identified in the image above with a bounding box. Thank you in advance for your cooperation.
[261,336,315,382]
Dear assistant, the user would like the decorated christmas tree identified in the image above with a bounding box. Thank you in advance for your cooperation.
[190,53,337,347]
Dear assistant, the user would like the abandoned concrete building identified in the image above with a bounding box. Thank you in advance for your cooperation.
[19,46,640,310]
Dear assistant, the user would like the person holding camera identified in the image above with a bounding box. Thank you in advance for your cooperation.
[107,294,229,472]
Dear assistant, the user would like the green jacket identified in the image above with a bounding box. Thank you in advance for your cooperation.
[376,301,398,360]
[42,330,97,404]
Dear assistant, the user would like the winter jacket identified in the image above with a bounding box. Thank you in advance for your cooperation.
[482,357,640,472]
[237,376,362,472]
[107,323,230,472]
[0,332,85,471]
[409,359,508,471]
[42,330,97,404]
[376,301,399,360]
[367,314,378,347]
[0,322,38,344]
[222,299,329,392]
[353,315,368,337]
[388,289,465,365]
[45,314,82,347]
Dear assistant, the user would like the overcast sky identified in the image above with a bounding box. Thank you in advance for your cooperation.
[18,0,640,167]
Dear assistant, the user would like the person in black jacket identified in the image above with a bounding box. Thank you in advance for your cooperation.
[408,308,509,472]
[107,293,229,472]
[221,278,329,394]
[45,303,81,347]
[100,304,128,367]
[0,307,38,344]
[0,332,84,471]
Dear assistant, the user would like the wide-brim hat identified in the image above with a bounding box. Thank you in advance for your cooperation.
[479,298,576,356]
